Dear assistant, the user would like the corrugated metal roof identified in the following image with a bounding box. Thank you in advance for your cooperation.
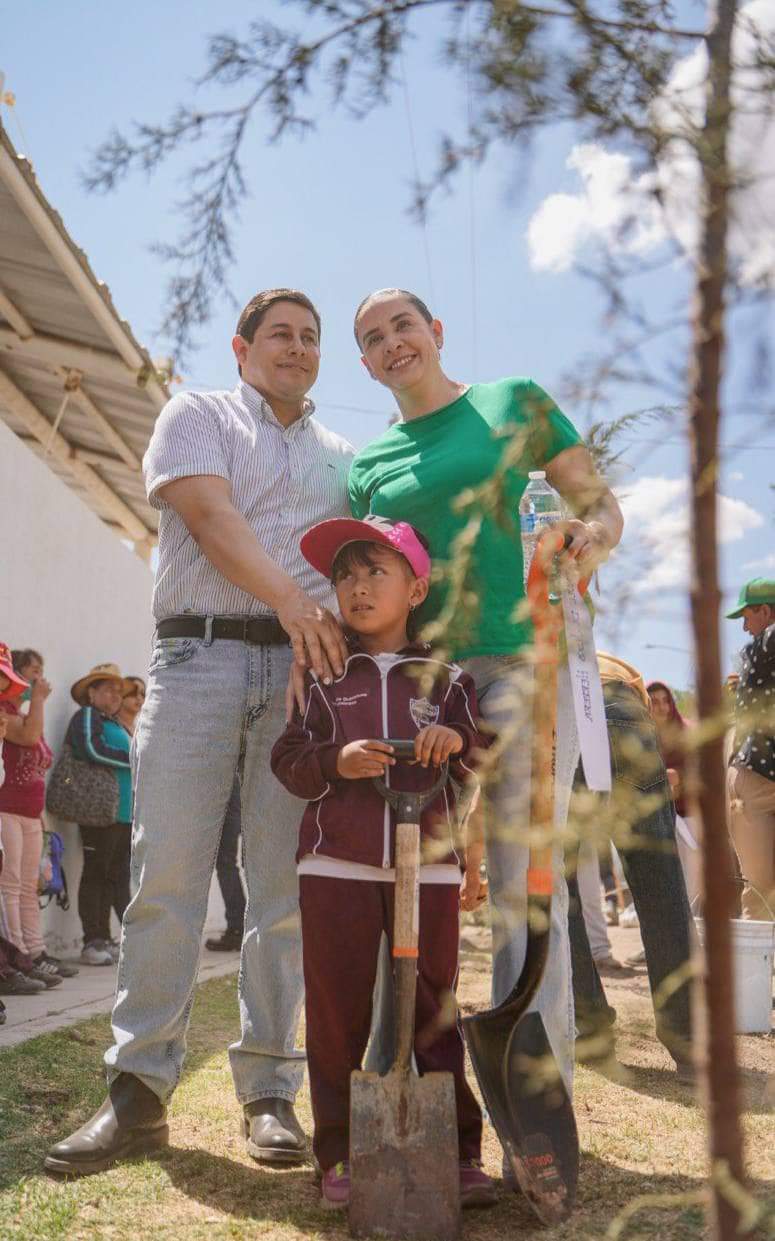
[0,121,169,556]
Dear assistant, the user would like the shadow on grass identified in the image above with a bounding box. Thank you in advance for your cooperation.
[156,1145,773,1239]
[0,974,242,1192]
[586,1058,774,1116]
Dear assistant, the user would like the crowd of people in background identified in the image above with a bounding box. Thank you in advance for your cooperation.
[0,646,146,1023]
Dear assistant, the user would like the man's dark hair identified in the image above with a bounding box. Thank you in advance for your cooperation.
[11,648,43,673]
[235,288,321,375]
[353,288,433,347]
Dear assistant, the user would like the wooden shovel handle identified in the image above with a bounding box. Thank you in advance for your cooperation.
[526,531,568,893]
[393,820,420,1071]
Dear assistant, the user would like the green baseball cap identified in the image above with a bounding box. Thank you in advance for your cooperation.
[726,577,775,619]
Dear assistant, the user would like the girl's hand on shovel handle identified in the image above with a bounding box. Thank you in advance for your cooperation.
[414,725,463,768]
[337,740,396,779]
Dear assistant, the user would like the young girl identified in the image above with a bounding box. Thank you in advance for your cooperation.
[271,514,495,1211]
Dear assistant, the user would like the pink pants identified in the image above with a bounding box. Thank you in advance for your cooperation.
[0,813,45,957]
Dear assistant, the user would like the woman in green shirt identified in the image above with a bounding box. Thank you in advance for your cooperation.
[350,288,623,1093]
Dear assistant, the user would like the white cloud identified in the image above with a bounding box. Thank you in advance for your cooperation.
[728,470,745,482]
[526,145,664,272]
[615,475,764,591]
[527,0,775,283]
[743,552,775,571]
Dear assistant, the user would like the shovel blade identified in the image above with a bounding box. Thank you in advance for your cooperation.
[463,1008,578,1225]
[349,1068,461,1240]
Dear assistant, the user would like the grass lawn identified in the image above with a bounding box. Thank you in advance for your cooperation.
[1,928,773,1240]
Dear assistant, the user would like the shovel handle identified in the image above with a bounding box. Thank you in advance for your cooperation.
[526,530,570,890]
[393,819,420,1071]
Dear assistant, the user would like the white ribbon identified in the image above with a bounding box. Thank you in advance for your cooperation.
[560,581,611,792]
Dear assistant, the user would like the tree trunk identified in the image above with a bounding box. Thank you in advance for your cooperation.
[687,2,745,1237]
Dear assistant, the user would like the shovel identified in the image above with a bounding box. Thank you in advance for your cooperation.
[349,740,461,1241]
[462,530,581,1225]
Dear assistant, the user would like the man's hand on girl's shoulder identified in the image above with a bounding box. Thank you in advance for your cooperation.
[336,740,396,779]
[414,725,463,768]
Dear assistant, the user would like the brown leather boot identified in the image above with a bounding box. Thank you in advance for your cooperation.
[44,1073,168,1176]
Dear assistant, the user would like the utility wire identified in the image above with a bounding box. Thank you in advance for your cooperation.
[399,46,436,307]
[464,5,478,376]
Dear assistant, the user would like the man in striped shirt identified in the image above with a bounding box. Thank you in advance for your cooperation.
[46,289,355,1177]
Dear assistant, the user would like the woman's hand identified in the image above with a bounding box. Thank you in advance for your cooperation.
[414,725,463,768]
[336,740,396,779]
[460,838,488,911]
[559,519,611,578]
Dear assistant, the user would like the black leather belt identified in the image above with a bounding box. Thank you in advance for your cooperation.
[156,615,289,645]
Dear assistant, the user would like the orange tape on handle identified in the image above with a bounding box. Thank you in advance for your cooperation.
[393,946,420,959]
[527,867,554,897]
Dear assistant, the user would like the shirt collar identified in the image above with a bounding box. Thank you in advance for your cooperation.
[236,380,315,429]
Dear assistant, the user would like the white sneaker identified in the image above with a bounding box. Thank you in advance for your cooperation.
[619,903,640,928]
[80,940,114,966]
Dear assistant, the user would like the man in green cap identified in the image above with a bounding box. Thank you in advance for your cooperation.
[726,577,775,920]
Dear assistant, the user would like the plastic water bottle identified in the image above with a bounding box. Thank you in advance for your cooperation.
[519,471,563,587]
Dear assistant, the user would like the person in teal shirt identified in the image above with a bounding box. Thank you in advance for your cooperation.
[350,288,623,1104]
[67,664,133,967]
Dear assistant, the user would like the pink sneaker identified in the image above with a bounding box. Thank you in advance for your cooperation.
[459,1160,497,1209]
[321,1161,350,1210]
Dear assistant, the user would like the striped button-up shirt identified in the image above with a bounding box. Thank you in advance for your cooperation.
[144,381,355,622]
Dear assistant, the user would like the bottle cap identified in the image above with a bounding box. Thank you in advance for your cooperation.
[527,470,546,480]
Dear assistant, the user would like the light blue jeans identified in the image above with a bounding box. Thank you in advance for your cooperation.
[465,655,578,1091]
[105,633,305,1105]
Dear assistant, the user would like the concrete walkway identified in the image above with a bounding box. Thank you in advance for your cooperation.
[0,876,242,1048]
[0,945,241,1048]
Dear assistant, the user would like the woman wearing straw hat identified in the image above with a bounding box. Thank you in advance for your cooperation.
[66,664,133,966]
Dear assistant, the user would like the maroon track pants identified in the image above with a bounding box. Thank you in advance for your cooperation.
[299,874,482,1171]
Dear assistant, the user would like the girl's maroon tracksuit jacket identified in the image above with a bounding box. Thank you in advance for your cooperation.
[271,640,489,1170]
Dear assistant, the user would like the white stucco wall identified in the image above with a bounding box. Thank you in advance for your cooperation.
[0,418,156,951]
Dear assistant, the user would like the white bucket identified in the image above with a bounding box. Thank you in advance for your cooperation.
[695,918,775,1034]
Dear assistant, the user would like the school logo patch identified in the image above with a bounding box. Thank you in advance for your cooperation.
[409,697,439,730]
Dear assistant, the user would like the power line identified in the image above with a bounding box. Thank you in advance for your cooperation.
[316,401,392,417]
[464,5,478,376]
[399,46,436,307]
[620,437,775,452]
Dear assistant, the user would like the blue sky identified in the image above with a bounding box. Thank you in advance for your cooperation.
[3,0,772,693]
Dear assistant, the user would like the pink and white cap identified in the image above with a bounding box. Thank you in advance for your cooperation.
[301,514,431,581]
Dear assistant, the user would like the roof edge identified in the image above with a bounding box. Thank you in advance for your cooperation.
[0,121,169,413]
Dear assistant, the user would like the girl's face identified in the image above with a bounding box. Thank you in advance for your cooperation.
[0,673,10,694]
[20,657,43,683]
[649,687,672,722]
[357,295,444,394]
[88,680,123,716]
[334,545,427,641]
